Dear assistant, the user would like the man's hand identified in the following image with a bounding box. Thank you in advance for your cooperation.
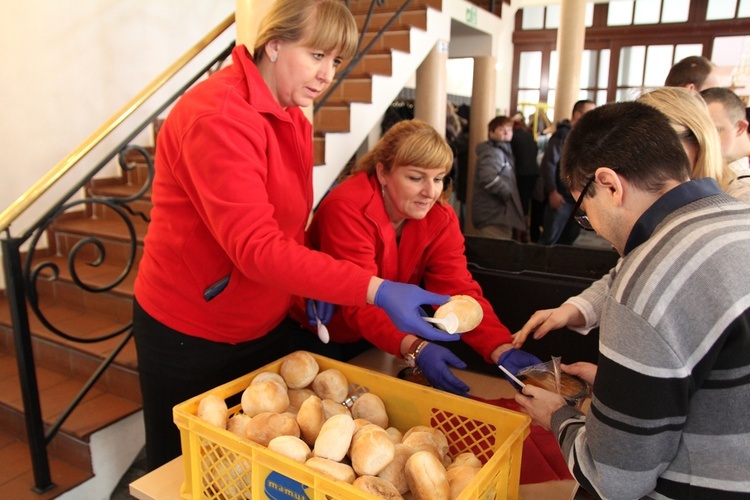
[514,385,567,431]
[512,304,584,348]
[562,362,597,386]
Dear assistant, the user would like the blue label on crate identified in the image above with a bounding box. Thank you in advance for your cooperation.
[264,471,310,500]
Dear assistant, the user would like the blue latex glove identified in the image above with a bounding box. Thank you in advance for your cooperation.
[416,343,470,397]
[374,280,456,342]
[498,349,543,387]
[306,299,334,326]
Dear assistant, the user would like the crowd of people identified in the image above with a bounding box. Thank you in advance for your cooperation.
[131,1,750,493]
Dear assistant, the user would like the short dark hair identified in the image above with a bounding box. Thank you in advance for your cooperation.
[572,100,595,116]
[701,87,746,124]
[665,56,715,89]
[561,102,691,195]
[488,115,512,133]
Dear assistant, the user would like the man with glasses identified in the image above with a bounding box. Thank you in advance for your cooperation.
[513,101,750,499]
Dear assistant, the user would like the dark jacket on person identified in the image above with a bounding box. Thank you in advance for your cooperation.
[471,139,526,231]
[539,120,573,202]
[510,126,539,178]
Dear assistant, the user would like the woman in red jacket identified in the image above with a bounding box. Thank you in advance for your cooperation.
[302,119,541,396]
[133,0,453,470]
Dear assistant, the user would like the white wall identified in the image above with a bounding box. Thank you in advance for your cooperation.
[0,0,234,286]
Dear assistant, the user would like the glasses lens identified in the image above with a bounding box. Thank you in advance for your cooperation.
[574,211,593,231]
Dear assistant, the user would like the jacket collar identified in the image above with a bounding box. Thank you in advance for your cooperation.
[233,45,292,122]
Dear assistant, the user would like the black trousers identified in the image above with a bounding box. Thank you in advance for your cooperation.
[133,299,304,471]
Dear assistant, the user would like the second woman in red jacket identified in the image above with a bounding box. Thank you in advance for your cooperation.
[302,119,541,395]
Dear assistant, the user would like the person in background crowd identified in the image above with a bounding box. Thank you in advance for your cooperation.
[538,100,595,245]
[471,116,526,239]
[510,113,539,242]
[701,87,750,180]
[664,55,722,91]
[296,120,541,396]
[132,0,453,470]
[515,101,750,499]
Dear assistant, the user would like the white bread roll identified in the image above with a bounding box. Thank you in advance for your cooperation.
[402,431,440,462]
[353,418,373,436]
[305,457,356,484]
[405,451,450,500]
[296,394,325,446]
[447,452,482,470]
[351,392,388,429]
[288,388,316,409]
[245,412,299,447]
[447,465,479,500]
[378,443,415,495]
[197,394,228,429]
[322,398,351,419]
[241,380,289,417]
[403,426,449,463]
[268,435,311,464]
[352,475,404,500]
[251,371,286,387]
[350,424,396,476]
[280,351,319,389]
[313,413,355,462]
[385,427,403,444]
[311,368,349,403]
[226,413,252,438]
[434,295,483,333]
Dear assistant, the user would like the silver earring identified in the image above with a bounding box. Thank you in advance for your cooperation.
[381,184,386,198]
[270,54,277,62]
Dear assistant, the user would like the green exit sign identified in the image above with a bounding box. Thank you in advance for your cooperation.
[466,6,478,25]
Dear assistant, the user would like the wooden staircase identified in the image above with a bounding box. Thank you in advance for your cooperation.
[0,153,149,498]
[0,0,463,496]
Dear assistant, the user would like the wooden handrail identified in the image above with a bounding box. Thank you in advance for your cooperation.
[0,13,235,234]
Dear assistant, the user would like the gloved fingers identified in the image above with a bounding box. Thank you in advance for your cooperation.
[441,351,468,370]
[413,321,462,342]
[317,301,335,324]
[423,370,470,396]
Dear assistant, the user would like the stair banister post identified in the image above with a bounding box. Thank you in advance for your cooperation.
[1,237,55,493]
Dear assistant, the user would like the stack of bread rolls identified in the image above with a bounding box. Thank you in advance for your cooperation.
[195,351,485,500]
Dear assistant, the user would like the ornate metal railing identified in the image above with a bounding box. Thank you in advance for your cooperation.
[1,0,417,493]
[0,15,234,492]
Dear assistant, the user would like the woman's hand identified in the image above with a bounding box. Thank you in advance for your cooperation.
[512,303,584,348]
[373,280,457,342]
[416,343,470,397]
[562,362,597,386]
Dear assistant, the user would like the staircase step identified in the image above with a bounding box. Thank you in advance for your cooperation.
[314,106,352,133]
[0,431,91,499]
[355,10,428,31]
[360,30,412,54]
[347,0,441,15]
[316,77,373,106]
[350,52,395,77]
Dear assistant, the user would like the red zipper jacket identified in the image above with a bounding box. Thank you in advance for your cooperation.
[300,172,513,360]
[134,46,371,343]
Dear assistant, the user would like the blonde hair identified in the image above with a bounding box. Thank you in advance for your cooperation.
[354,119,453,176]
[637,86,734,191]
[253,0,358,62]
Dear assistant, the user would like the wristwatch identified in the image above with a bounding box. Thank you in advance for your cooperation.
[404,339,429,368]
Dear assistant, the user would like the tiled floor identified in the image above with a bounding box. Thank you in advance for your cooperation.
[0,430,91,499]
[0,430,146,499]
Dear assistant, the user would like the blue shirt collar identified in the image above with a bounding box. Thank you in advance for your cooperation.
[624,178,723,255]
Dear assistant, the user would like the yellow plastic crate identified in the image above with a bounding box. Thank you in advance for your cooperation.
[174,352,531,500]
